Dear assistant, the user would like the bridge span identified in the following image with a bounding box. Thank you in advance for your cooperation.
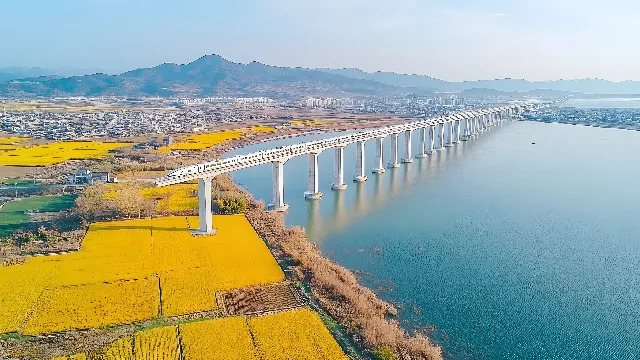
[155,104,533,234]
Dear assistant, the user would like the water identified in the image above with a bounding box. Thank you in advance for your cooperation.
[563,97,640,108]
[227,121,640,359]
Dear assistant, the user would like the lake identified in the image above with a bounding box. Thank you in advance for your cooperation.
[228,120,640,359]
[564,98,640,108]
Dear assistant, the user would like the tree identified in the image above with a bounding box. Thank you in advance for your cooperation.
[216,197,247,214]
[76,184,115,219]
[112,186,154,218]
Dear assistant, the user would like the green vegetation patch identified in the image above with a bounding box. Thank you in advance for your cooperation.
[0,178,39,186]
[0,195,77,236]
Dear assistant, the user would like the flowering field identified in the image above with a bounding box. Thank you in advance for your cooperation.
[133,325,180,360]
[157,126,275,153]
[0,215,283,335]
[181,316,258,360]
[250,308,349,360]
[0,137,30,144]
[141,184,198,213]
[22,278,160,335]
[0,263,56,333]
[47,309,347,360]
[0,141,130,166]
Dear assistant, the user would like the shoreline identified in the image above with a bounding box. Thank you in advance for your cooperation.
[212,125,442,359]
[214,173,441,359]
[1,119,442,359]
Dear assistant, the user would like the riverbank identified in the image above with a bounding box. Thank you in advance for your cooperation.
[212,173,441,359]
[1,118,442,359]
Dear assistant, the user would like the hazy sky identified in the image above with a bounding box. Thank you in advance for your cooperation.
[1,0,638,81]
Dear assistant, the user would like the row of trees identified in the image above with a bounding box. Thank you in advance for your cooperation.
[75,179,248,221]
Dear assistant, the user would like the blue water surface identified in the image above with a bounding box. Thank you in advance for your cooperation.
[228,120,640,360]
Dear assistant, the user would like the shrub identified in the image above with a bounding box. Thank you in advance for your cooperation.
[374,346,397,360]
[216,197,247,214]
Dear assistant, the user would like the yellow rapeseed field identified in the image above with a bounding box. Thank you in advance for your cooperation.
[158,215,284,316]
[290,120,334,126]
[0,137,30,144]
[101,335,134,360]
[0,263,57,333]
[158,126,275,153]
[249,308,349,360]
[141,184,198,213]
[0,141,130,166]
[180,316,258,360]
[0,215,283,335]
[0,144,23,152]
[133,325,180,360]
[22,278,160,335]
[46,309,346,360]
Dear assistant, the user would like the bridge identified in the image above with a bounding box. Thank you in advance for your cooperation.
[155,104,534,234]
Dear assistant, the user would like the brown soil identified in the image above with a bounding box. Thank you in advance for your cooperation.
[0,166,38,178]
[222,282,304,316]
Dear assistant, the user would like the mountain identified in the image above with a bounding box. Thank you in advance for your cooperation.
[316,68,448,92]
[0,67,58,83]
[316,69,640,95]
[0,55,425,98]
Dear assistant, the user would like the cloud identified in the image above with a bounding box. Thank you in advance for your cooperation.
[490,13,508,16]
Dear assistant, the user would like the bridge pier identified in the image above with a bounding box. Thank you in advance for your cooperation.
[401,130,413,163]
[353,140,368,182]
[268,160,289,212]
[387,133,400,168]
[455,120,461,143]
[331,147,347,190]
[446,121,454,147]
[415,127,428,158]
[428,126,435,153]
[438,123,445,149]
[304,153,323,199]
[191,177,216,235]
[372,137,386,173]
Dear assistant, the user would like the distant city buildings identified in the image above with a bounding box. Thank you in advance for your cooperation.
[304,97,363,108]
[0,95,507,141]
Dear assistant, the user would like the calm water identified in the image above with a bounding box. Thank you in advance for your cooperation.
[228,121,640,359]
[564,98,640,108]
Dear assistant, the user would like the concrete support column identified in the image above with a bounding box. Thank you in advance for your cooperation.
[455,120,461,143]
[474,117,479,134]
[388,133,400,168]
[331,147,347,190]
[268,160,289,212]
[401,129,413,163]
[438,123,445,149]
[304,153,323,199]
[415,127,428,158]
[372,137,385,174]
[192,177,216,235]
[354,140,368,182]
[446,121,454,147]
[428,126,435,153]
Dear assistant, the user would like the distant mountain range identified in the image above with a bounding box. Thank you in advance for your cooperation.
[0,66,107,83]
[0,56,422,98]
[1,54,639,98]
[316,68,640,95]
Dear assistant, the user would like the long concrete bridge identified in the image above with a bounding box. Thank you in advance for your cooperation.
[155,104,533,234]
